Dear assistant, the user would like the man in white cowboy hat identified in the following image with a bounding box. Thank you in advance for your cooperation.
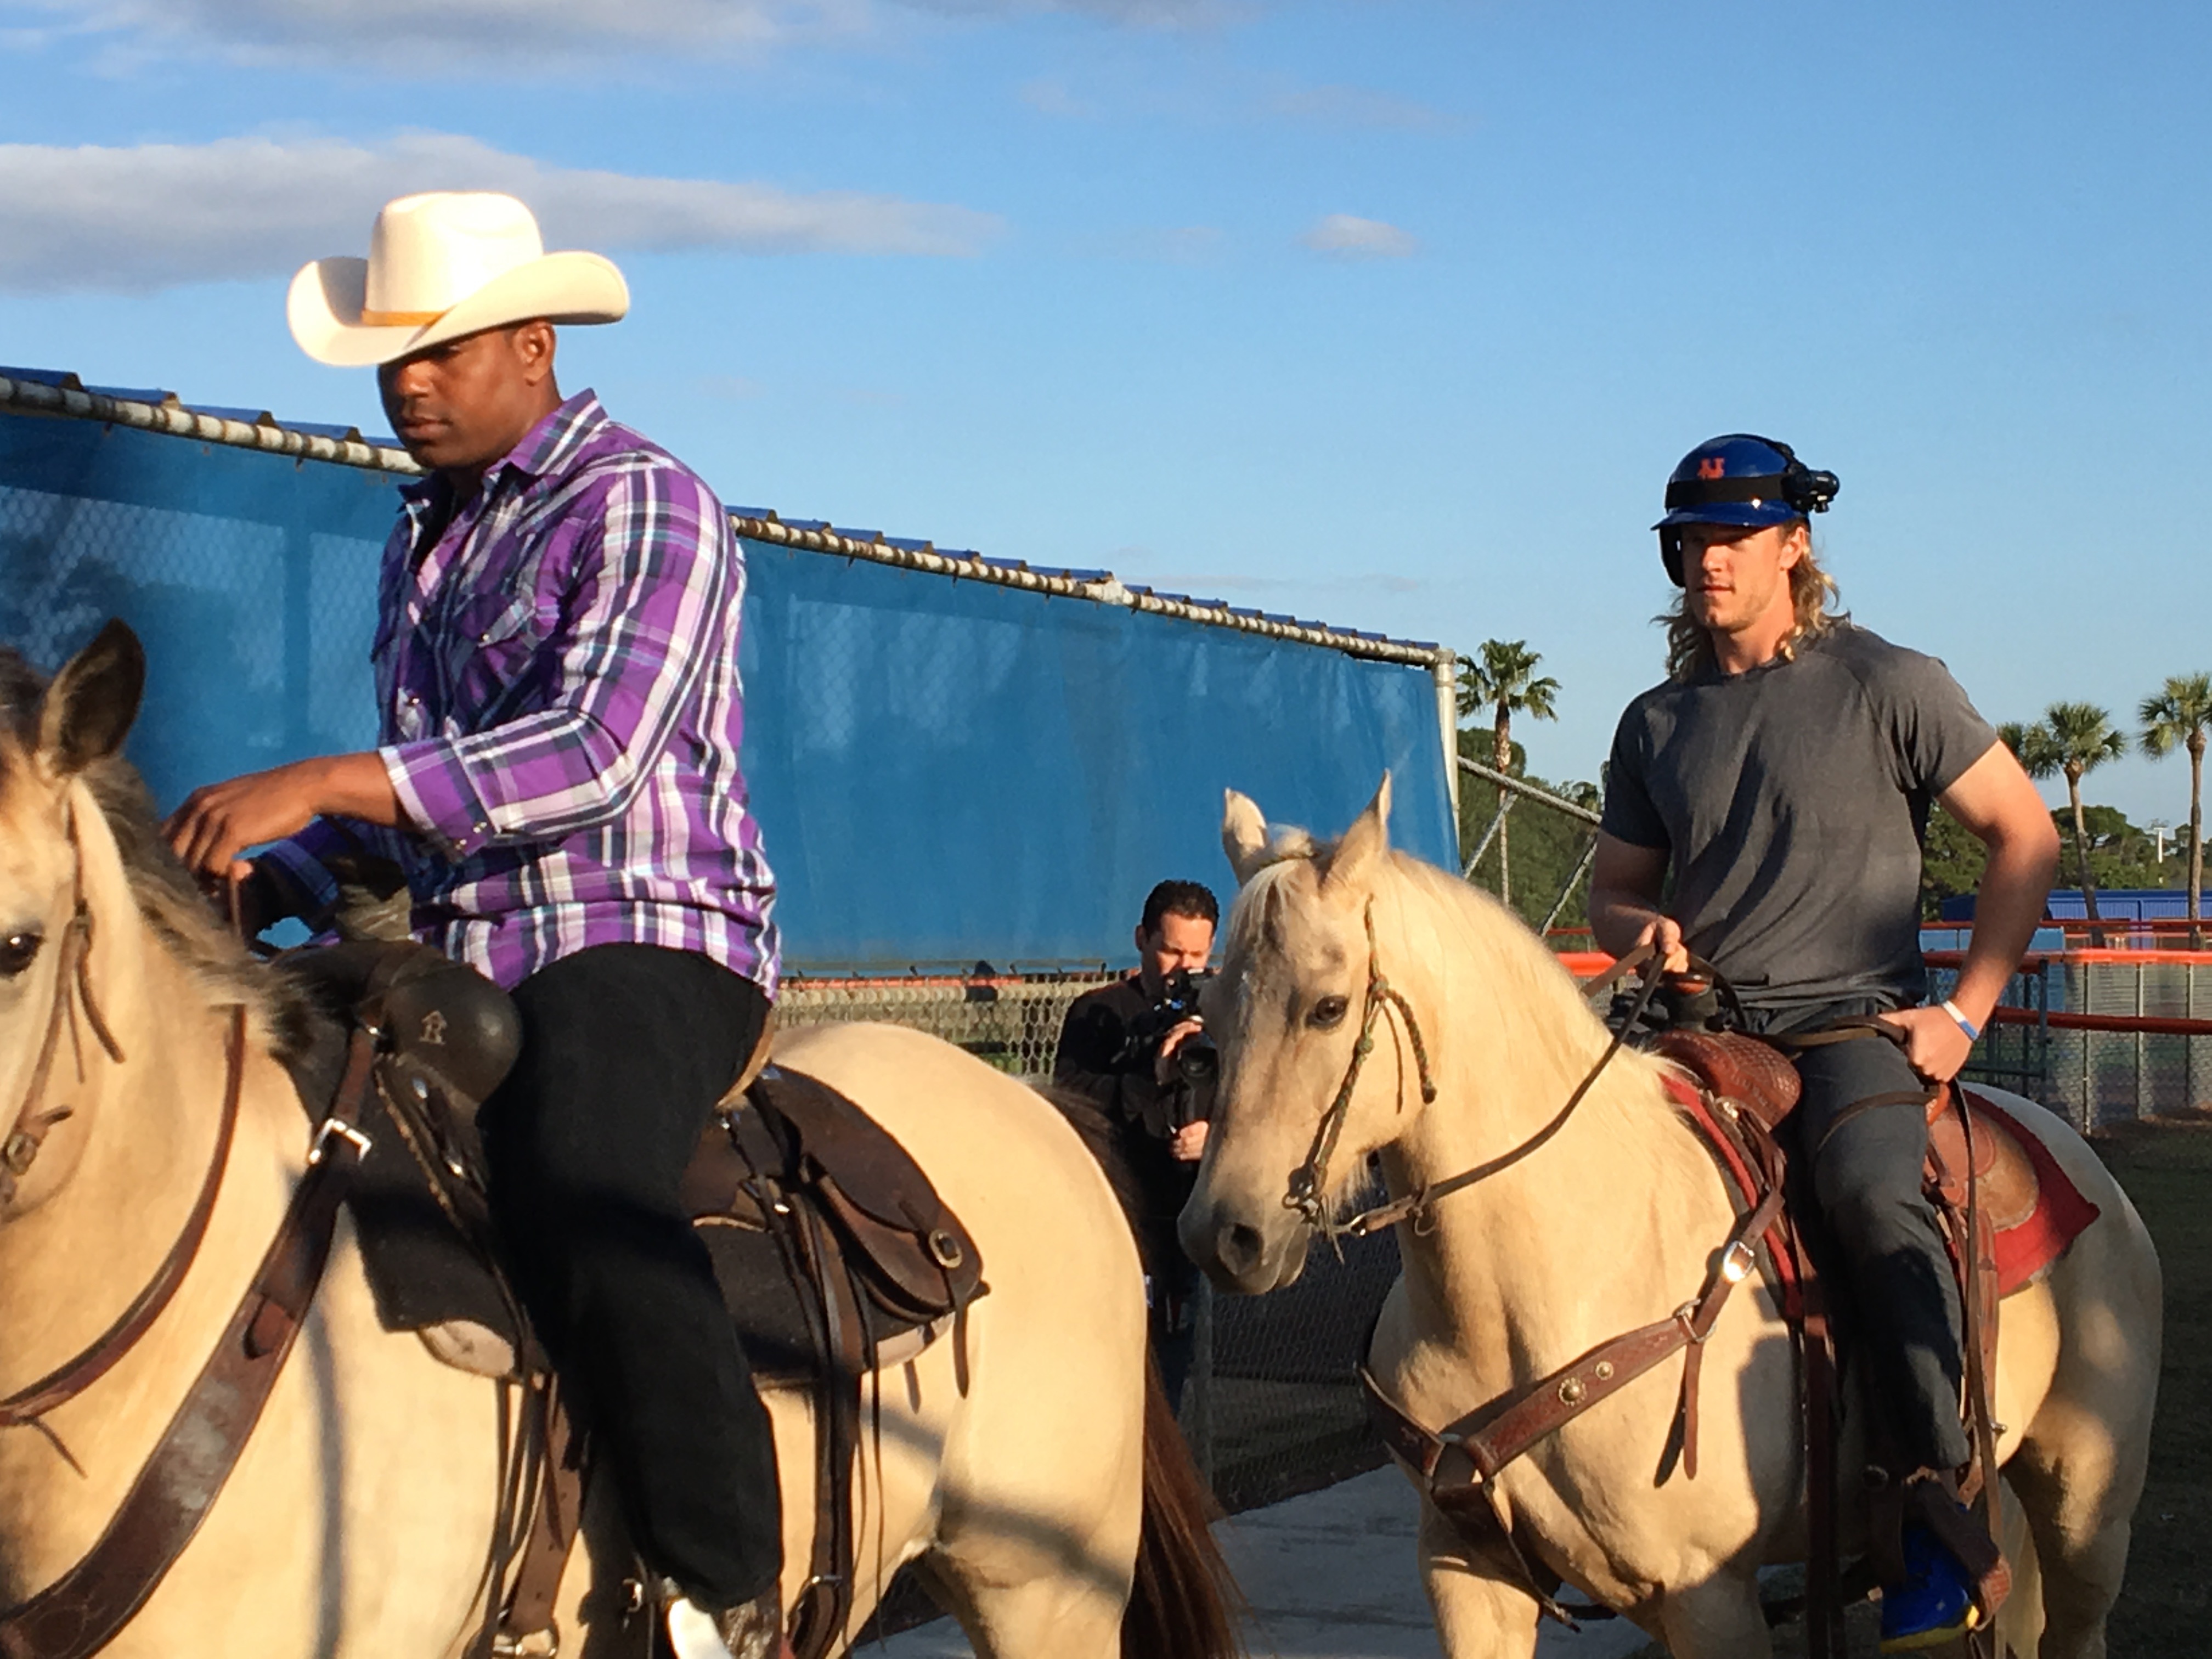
[166,191,792,1659]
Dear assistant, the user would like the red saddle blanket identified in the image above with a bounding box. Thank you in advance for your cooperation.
[1654,1031,2101,1297]
[1949,1090,2102,1296]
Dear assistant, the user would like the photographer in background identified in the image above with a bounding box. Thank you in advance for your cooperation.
[1053,880,1220,1407]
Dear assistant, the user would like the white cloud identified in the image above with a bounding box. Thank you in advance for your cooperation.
[0,132,1003,294]
[25,0,861,67]
[1299,212,1417,259]
[24,0,1239,69]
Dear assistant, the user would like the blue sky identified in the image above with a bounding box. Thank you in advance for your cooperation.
[3,0,2209,835]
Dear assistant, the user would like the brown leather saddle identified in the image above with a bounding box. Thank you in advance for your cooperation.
[279,943,986,1659]
[1647,1028,2100,1657]
[1653,1028,2097,1303]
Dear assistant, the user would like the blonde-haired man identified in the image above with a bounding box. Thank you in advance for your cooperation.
[1589,434,2059,1651]
[166,194,790,1659]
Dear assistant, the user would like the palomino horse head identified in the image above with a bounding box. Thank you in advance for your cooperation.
[0,621,151,1214]
[1180,775,1426,1293]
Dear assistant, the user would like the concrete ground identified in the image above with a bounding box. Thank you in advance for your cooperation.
[874,1468,1652,1658]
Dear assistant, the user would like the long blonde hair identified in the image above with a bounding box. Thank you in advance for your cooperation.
[1660,523,1845,681]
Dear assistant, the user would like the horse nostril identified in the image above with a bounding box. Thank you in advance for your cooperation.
[1221,1222,1265,1276]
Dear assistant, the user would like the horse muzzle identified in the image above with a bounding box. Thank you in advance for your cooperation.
[1177,1195,1311,1295]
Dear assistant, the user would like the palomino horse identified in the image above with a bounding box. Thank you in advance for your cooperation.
[1181,779,2160,1659]
[0,624,1237,1659]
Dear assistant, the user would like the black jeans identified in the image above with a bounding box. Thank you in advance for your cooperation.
[1749,999,1973,1473]
[479,945,780,1609]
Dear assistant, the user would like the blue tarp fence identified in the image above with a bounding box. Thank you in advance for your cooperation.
[0,403,1455,969]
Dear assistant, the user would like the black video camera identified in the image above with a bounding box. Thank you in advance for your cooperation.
[1117,968,1219,1126]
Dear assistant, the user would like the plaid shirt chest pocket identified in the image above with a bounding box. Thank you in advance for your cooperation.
[439,590,550,730]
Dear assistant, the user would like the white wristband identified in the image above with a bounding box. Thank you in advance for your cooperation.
[1940,998,1981,1042]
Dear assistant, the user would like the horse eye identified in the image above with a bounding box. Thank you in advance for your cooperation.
[1307,995,1350,1030]
[0,932,43,979]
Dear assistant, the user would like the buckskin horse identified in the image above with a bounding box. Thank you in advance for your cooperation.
[1181,778,2159,1658]
[0,623,1238,1659]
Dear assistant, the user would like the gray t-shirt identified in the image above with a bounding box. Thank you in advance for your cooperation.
[1600,624,1997,1012]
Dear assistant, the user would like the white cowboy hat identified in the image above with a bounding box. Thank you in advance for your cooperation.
[287,191,629,368]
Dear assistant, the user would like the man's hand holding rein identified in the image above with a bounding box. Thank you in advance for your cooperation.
[163,752,403,881]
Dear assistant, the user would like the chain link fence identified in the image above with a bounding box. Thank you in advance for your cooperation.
[777,972,1112,1075]
[0,474,386,808]
[1931,954,2212,1128]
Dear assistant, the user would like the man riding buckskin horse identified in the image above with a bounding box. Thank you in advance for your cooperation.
[163,192,794,1659]
[1587,435,2061,1651]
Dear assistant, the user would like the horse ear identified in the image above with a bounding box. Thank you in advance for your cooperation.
[1319,773,1392,897]
[37,620,144,778]
[1222,790,1272,887]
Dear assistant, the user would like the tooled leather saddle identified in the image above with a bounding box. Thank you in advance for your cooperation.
[280,943,989,1659]
[1653,1029,2102,1300]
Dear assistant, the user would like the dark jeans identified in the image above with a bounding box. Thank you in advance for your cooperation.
[1748,1000,1973,1473]
[479,945,780,1609]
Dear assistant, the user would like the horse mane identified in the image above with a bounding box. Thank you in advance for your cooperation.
[0,647,317,1060]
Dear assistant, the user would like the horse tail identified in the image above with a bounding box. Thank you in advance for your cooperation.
[1124,1359,1245,1659]
[1029,1082,1245,1659]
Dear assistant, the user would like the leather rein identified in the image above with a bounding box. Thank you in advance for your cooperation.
[1282,907,1662,1243]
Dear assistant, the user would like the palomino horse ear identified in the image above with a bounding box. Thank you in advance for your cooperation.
[1222,790,1272,887]
[37,620,145,779]
[1319,773,1392,898]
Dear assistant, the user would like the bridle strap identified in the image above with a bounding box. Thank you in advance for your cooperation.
[0,1005,247,1427]
[0,909,93,1211]
[1334,943,1663,1240]
[1283,902,1440,1235]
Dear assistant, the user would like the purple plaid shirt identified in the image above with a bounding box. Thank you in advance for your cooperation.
[264,391,779,994]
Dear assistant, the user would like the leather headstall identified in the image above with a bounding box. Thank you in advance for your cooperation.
[1282,900,1438,1242]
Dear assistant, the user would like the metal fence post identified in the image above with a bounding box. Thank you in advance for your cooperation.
[2135,963,2148,1120]
[1433,651,1460,828]
[1463,798,1512,879]
[2078,964,2094,1127]
[2194,958,2210,1114]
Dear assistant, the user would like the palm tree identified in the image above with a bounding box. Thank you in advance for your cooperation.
[1457,640,1560,905]
[2013,703,2128,946]
[2140,672,2212,948]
